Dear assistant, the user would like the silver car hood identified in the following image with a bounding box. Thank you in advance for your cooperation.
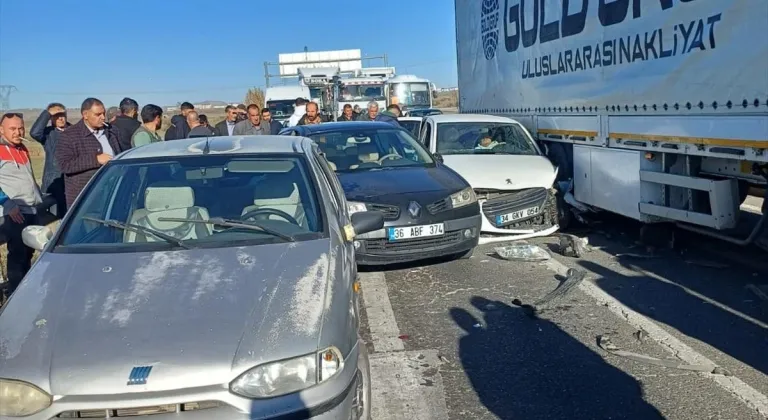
[0,239,336,396]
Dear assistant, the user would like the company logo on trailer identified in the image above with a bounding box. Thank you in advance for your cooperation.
[480,0,500,60]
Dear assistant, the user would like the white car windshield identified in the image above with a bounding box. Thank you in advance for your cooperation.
[55,155,324,252]
[436,123,539,156]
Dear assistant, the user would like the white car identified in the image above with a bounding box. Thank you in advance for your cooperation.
[418,114,562,243]
[397,117,423,139]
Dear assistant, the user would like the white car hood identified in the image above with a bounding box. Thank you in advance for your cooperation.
[442,154,557,190]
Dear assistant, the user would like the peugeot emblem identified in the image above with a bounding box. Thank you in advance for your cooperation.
[505,179,513,185]
[408,201,421,218]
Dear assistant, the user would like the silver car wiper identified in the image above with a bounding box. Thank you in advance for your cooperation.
[158,217,296,242]
[82,216,192,249]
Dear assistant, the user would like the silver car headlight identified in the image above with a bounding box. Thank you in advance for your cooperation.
[347,201,367,215]
[230,347,343,399]
[450,188,477,209]
[0,379,52,417]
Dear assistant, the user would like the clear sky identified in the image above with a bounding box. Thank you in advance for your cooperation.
[0,0,458,110]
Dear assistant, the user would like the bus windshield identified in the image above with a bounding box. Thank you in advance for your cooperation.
[340,84,385,101]
[389,82,431,107]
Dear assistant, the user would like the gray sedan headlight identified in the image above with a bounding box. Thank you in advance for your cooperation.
[347,201,367,215]
[230,347,343,398]
[450,188,477,209]
[0,379,52,417]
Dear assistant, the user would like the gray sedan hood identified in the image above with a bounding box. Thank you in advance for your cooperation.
[0,239,336,396]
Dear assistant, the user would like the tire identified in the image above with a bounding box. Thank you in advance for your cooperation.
[353,339,372,420]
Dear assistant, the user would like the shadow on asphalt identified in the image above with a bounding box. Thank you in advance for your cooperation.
[580,253,768,377]
[450,296,664,419]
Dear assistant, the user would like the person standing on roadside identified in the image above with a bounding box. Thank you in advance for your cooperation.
[187,111,213,138]
[260,108,283,134]
[111,97,141,151]
[338,104,356,121]
[215,105,238,136]
[107,106,119,124]
[198,115,216,135]
[297,102,327,125]
[29,103,70,217]
[358,101,381,121]
[233,104,266,135]
[164,102,195,140]
[131,104,164,147]
[287,98,308,127]
[0,113,43,297]
[56,98,123,208]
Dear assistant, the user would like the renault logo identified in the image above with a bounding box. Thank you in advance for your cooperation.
[127,366,153,386]
[408,201,421,218]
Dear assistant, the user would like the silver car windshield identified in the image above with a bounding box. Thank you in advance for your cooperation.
[55,155,325,252]
[436,123,540,156]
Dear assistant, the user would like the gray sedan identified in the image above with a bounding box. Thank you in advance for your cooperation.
[0,136,383,419]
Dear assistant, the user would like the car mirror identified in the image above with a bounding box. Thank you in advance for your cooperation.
[22,225,53,252]
[433,153,444,163]
[350,211,384,237]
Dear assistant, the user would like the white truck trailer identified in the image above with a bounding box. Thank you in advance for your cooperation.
[455,0,767,246]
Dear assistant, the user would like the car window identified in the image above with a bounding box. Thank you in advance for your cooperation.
[422,121,432,150]
[400,120,422,139]
[435,122,539,156]
[308,128,434,172]
[55,155,325,252]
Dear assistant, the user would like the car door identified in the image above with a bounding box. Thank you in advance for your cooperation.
[420,118,435,152]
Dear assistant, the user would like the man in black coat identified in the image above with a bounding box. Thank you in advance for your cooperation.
[111,97,141,150]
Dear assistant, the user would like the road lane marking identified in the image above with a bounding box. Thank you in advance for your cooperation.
[369,350,449,420]
[542,258,768,417]
[359,272,405,353]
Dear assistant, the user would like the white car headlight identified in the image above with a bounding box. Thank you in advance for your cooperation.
[450,188,477,209]
[347,201,367,215]
[0,379,52,417]
[230,347,343,399]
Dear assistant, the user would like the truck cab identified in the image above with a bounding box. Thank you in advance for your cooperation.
[265,86,310,126]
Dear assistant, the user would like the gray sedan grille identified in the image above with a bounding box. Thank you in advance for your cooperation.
[56,400,220,418]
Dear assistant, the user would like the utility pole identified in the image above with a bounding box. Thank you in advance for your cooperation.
[0,85,17,112]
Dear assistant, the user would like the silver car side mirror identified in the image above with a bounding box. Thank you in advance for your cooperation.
[22,225,53,252]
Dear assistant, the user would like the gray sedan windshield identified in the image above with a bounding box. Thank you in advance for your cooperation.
[56,155,324,251]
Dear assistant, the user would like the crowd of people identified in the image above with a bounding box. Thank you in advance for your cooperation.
[0,94,405,299]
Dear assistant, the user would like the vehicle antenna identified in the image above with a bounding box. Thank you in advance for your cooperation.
[203,137,211,155]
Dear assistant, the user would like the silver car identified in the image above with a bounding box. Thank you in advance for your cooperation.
[0,136,384,419]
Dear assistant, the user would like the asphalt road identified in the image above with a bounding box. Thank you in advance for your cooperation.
[358,226,768,419]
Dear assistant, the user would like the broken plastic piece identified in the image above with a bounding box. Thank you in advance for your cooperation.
[494,241,551,261]
[558,233,589,258]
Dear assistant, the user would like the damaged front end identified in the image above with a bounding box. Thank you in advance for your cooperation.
[475,187,560,244]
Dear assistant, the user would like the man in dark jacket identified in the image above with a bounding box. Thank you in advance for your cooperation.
[338,104,356,121]
[378,104,402,127]
[111,97,141,150]
[164,102,195,140]
[29,102,71,217]
[55,97,124,208]
[214,105,239,136]
[260,108,284,134]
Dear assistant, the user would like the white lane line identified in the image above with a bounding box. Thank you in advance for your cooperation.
[542,258,768,418]
[369,350,449,420]
[359,272,405,353]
